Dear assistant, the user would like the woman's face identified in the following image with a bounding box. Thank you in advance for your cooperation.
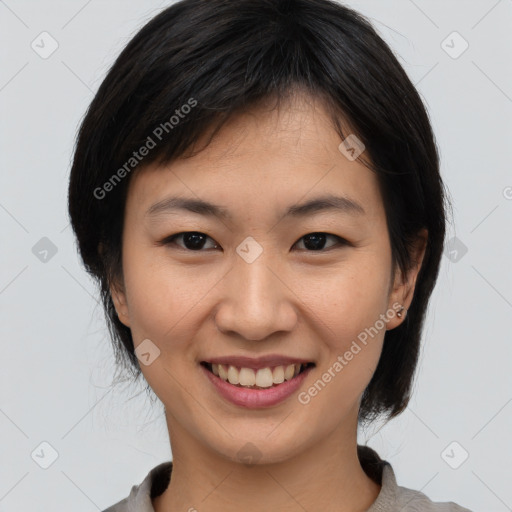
[111,94,423,465]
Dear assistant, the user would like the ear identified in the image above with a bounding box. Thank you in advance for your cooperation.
[386,228,428,330]
[110,277,131,328]
[98,242,131,328]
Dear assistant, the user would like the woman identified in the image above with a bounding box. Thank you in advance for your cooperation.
[67,0,473,510]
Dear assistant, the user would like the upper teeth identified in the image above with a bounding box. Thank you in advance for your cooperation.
[211,363,303,387]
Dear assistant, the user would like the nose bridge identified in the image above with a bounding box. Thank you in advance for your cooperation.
[215,240,296,340]
[238,247,277,308]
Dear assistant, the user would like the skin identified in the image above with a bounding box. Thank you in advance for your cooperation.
[110,91,427,512]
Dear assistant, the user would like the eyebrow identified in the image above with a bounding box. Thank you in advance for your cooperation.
[145,194,366,221]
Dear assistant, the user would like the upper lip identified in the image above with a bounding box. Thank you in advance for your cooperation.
[202,355,315,370]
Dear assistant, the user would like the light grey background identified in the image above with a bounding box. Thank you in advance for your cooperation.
[1,1,511,510]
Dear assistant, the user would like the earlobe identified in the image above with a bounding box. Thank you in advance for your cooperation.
[396,305,407,319]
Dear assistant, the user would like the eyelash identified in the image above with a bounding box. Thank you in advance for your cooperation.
[159,231,349,252]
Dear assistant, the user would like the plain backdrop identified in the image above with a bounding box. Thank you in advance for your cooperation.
[1,1,511,511]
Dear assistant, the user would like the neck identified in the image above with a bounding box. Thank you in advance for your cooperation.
[153,412,381,512]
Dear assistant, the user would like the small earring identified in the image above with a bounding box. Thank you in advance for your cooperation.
[397,306,407,318]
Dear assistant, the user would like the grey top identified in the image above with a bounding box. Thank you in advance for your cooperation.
[102,446,473,511]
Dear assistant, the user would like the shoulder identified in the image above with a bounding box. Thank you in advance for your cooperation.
[393,477,474,511]
[358,445,474,512]
[373,463,474,511]
[101,461,173,512]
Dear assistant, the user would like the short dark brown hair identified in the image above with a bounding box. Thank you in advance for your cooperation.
[68,0,450,424]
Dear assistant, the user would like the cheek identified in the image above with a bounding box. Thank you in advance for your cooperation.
[120,252,205,398]
[303,250,391,337]
[298,249,391,396]
[127,280,201,351]
[121,242,199,343]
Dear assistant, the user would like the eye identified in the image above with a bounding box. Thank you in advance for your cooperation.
[161,231,220,251]
[160,231,347,252]
[292,232,347,252]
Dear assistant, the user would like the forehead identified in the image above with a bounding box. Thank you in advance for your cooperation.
[126,94,384,225]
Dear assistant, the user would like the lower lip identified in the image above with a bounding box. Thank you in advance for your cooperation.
[201,364,314,409]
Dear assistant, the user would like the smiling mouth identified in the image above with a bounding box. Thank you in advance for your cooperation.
[201,361,315,389]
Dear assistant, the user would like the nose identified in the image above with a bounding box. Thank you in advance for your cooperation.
[214,251,298,341]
